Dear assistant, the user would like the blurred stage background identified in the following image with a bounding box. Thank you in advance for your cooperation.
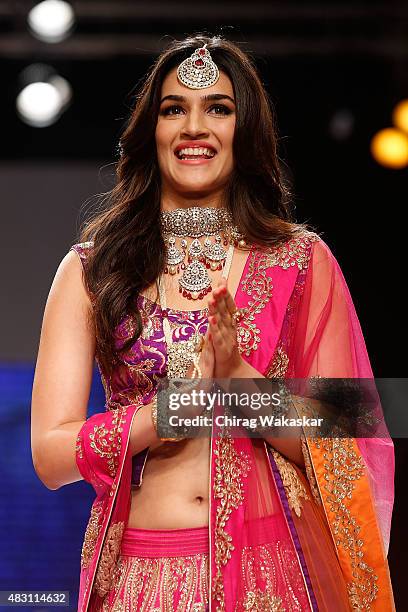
[0,1,407,610]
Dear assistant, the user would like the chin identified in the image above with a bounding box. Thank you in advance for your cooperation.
[176,185,216,199]
[172,177,220,196]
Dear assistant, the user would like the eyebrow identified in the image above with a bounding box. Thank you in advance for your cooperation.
[160,93,235,105]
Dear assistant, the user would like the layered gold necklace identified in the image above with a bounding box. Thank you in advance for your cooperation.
[158,206,246,379]
[160,206,245,300]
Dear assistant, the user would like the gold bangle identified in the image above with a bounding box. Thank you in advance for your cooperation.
[151,394,187,443]
[151,396,158,431]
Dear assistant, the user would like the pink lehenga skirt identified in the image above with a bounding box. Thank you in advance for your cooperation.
[99,525,209,611]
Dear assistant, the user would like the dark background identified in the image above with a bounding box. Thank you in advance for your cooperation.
[0,1,407,609]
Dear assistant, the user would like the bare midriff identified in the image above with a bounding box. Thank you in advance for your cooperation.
[127,437,210,529]
[127,247,250,530]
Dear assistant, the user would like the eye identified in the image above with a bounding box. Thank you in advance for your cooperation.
[160,104,185,116]
[159,103,233,117]
[208,104,233,116]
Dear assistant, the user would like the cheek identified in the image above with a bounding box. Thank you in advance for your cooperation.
[219,121,235,153]
[155,123,173,158]
[220,131,235,168]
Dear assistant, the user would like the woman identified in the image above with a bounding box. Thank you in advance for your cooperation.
[31,35,395,611]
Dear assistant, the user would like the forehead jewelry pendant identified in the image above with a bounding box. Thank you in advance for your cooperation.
[177,44,220,89]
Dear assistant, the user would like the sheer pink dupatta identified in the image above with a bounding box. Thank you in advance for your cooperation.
[210,238,322,611]
[211,235,395,611]
[289,239,394,555]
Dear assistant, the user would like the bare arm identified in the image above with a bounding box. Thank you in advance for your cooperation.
[31,249,166,490]
[129,402,162,455]
[31,250,96,490]
[230,360,305,469]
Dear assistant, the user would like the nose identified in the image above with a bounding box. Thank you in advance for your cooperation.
[180,107,209,139]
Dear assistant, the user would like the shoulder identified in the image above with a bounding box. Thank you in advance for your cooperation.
[43,248,94,318]
[69,241,94,264]
[64,241,95,306]
[261,228,322,271]
[307,235,342,270]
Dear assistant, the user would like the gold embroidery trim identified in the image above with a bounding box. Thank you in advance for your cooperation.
[94,521,125,598]
[265,346,289,379]
[300,437,322,507]
[263,231,320,271]
[81,500,104,569]
[312,438,379,609]
[271,450,309,518]
[236,249,274,357]
[236,231,319,358]
[242,589,286,611]
[212,432,251,611]
[99,555,209,611]
[236,540,309,611]
[89,408,127,478]
[76,433,84,460]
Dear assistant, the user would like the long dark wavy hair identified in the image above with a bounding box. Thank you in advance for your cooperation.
[78,34,312,375]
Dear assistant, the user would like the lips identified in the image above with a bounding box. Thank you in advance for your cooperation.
[174,141,217,160]
[176,147,215,159]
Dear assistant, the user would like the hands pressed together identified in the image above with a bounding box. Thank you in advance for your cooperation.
[181,279,305,468]
[188,277,246,380]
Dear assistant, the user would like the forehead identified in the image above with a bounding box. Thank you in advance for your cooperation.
[160,67,234,99]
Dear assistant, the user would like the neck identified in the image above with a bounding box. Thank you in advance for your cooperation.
[160,187,226,212]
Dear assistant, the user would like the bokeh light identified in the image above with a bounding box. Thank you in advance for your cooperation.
[370,127,408,169]
[27,0,75,44]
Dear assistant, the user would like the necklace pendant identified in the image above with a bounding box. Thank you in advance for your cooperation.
[165,236,185,275]
[187,238,203,261]
[179,259,211,300]
[203,235,227,272]
[160,207,243,301]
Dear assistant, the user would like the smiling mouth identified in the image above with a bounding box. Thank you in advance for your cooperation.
[175,146,216,160]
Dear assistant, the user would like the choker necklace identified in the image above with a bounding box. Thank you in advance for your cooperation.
[160,206,245,300]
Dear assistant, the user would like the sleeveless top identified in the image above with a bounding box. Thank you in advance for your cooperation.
[70,241,211,486]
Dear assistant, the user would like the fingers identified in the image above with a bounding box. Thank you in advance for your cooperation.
[224,291,237,317]
[205,279,243,377]
[209,286,236,335]
[208,300,229,347]
[217,276,227,290]
[199,332,215,393]
[187,330,214,381]
[216,277,236,316]
[215,290,230,320]
[202,329,214,357]
[209,315,227,351]
[206,277,240,365]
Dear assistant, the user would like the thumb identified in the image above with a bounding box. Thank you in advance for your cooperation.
[202,333,213,360]
[206,335,214,358]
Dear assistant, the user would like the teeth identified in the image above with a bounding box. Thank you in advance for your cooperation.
[176,146,215,158]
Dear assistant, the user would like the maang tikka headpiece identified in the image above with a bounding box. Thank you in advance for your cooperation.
[177,44,220,89]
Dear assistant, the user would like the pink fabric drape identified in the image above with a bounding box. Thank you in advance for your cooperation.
[214,234,394,610]
[72,232,395,611]
[75,403,143,611]
[288,239,394,555]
